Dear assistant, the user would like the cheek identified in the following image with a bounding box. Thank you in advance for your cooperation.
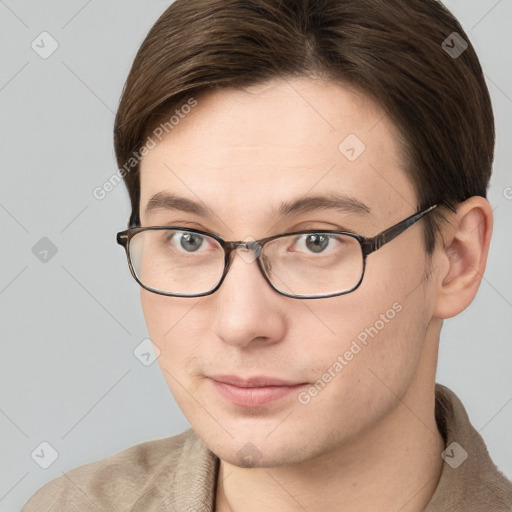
[298,295,411,387]
[291,306,423,447]
[140,290,204,373]
[141,291,212,423]
[140,290,176,343]
[297,254,430,402]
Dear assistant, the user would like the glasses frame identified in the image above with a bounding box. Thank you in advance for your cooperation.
[116,204,438,299]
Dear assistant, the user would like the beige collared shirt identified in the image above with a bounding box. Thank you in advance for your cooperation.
[23,384,512,511]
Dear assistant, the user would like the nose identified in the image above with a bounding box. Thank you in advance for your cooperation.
[210,248,287,349]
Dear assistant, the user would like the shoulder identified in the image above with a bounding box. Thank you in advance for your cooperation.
[430,384,512,511]
[22,429,206,512]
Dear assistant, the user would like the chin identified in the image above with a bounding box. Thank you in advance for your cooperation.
[195,423,320,468]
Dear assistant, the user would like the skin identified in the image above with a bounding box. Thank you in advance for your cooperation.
[138,77,493,511]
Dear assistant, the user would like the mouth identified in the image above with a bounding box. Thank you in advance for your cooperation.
[208,375,308,408]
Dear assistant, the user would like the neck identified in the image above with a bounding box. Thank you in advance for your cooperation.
[215,324,445,512]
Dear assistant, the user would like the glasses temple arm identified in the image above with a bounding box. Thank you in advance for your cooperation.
[362,204,439,255]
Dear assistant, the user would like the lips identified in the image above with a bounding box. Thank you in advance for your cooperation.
[208,375,308,407]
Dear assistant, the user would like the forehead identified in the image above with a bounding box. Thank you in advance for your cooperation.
[139,78,416,232]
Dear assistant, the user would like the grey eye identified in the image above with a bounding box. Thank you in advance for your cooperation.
[179,233,204,252]
[305,234,330,253]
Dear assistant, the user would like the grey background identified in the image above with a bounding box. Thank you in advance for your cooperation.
[1,1,511,510]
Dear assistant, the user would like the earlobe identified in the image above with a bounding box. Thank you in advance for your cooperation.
[433,197,493,319]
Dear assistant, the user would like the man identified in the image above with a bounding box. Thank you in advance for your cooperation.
[23,0,512,510]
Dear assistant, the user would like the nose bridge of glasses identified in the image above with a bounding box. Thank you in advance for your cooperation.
[232,239,263,258]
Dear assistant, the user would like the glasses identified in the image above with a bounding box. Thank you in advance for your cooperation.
[116,204,438,299]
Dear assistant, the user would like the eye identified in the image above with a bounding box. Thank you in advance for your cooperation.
[293,233,339,254]
[171,231,206,252]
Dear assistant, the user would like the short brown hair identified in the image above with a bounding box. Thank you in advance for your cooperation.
[113,0,494,252]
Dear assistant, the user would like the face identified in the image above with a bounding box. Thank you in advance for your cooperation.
[138,77,436,467]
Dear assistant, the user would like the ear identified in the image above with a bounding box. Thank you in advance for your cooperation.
[433,196,493,319]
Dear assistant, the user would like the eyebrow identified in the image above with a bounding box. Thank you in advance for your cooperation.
[144,191,371,219]
[276,193,371,217]
[145,192,211,217]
